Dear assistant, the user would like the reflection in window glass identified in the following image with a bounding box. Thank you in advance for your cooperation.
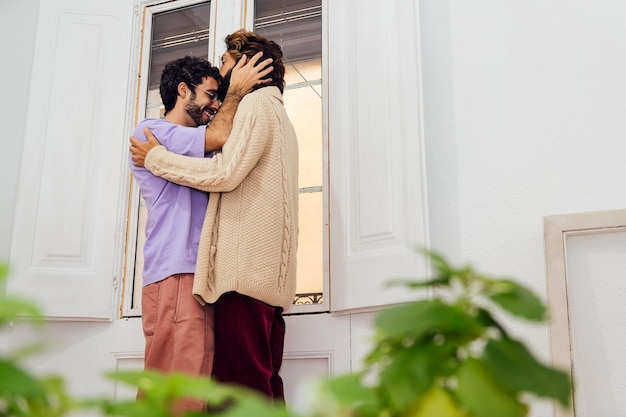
[132,2,211,310]
[255,0,324,304]
[283,72,322,189]
[148,3,211,90]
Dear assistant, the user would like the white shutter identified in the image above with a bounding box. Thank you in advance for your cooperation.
[328,0,428,312]
[8,0,134,320]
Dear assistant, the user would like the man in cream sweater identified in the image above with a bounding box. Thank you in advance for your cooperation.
[130,30,299,402]
[129,51,274,414]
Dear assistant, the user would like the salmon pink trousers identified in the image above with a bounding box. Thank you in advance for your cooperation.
[141,273,214,413]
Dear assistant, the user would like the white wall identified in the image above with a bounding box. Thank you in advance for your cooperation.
[0,0,40,356]
[421,1,626,414]
[0,0,40,261]
[423,0,626,272]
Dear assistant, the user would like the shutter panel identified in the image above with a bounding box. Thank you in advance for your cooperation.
[8,0,134,320]
[328,0,428,312]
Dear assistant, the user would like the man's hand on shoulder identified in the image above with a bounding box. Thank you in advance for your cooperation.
[129,128,162,167]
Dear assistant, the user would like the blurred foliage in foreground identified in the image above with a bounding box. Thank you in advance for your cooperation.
[0,251,571,417]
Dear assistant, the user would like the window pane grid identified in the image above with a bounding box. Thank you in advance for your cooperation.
[256,0,324,308]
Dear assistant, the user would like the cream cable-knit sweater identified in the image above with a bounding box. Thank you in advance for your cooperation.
[145,86,299,311]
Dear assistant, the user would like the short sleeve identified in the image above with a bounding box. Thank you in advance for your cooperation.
[134,119,206,157]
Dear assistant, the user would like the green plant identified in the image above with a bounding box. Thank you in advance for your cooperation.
[0,252,572,417]
[317,250,572,417]
[0,263,73,417]
[86,370,293,417]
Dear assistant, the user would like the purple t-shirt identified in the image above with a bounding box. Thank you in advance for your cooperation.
[130,118,208,286]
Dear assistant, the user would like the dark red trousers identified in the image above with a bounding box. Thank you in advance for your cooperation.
[212,292,285,402]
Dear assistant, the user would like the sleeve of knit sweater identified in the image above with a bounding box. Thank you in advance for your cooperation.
[144,93,271,192]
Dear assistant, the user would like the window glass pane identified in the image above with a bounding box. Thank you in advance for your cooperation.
[283,69,322,189]
[144,3,211,118]
[255,0,324,307]
[296,191,323,297]
[148,3,211,90]
[284,60,322,85]
[254,0,322,63]
[132,1,211,311]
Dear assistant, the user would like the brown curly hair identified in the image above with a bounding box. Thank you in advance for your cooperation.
[224,29,286,93]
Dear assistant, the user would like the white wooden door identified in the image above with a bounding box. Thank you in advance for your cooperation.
[8,0,133,321]
[6,0,147,401]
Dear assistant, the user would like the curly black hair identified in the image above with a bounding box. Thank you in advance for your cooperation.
[159,56,221,116]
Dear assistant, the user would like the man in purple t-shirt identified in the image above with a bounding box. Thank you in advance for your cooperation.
[129,54,272,414]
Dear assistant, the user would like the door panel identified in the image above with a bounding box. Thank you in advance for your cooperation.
[282,314,351,405]
[8,0,133,320]
[327,0,428,313]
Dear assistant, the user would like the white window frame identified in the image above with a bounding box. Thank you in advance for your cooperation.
[122,0,330,316]
[122,0,216,317]
[122,0,429,318]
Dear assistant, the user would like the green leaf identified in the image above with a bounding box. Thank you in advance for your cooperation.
[106,369,160,386]
[104,370,286,417]
[378,345,436,411]
[0,298,43,325]
[0,361,72,417]
[387,249,467,290]
[407,386,468,417]
[320,373,381,417]
[374,300,482,341]
[483,338,572,407]
[423,249,455,276]
[90,398,171,417]
[220,399,292,417]
[456,358,528,417]
[474,308,509,338]
[106,370,240,405]
[0,358,47,398]
[0,264,42,326]
[485,279,546,321]
[386,277,451,290]
[161,373,221,400]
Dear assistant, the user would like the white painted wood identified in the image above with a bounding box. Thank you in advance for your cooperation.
[328,0,428,313]
[7,317,145,403]
[566,230,626,416]
[544,209,626,417]
[7,0,134,320]
[112,351,145,401]
[282,353,332,409]
[283,314,351,407]
[320,0,331,315]
[211,0,250,63]
[87,314,353,406]
[0,0,39,261]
